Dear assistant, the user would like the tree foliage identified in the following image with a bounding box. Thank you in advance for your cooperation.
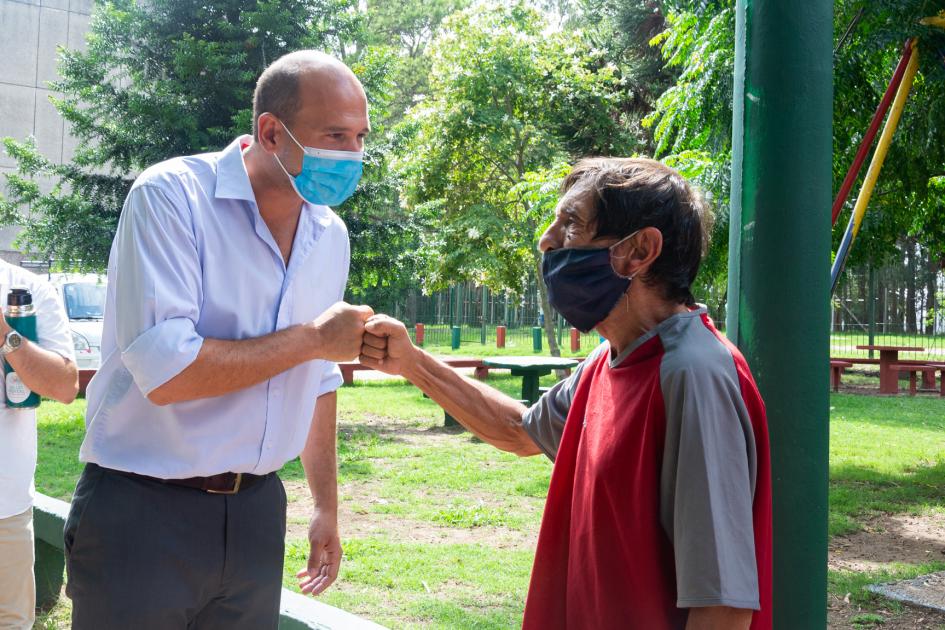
[396,2,637,350]
[644,0,945,303]
[0,0,363,270]
[3,0,944,316]
[399,2,635,290]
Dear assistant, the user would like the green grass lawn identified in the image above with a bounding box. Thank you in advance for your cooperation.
[34,379,945,628]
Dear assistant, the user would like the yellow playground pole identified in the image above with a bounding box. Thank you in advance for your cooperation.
[830,38,920,291]
[919,11,945,29]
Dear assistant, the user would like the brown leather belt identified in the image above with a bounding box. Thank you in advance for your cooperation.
[109,468,269,494]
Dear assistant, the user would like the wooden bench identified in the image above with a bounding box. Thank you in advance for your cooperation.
[339,359,490,385]
[928,363,945,397]
[832,357,940,390]
[829,360,853,392]
[888,363,941,396]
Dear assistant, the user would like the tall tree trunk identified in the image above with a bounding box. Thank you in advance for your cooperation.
[926,252,937,336]
[906,241,918,333]
[406,288,418,327]
[534,256,561,358]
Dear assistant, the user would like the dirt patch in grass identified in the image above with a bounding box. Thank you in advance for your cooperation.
[828,595,945,629]
[338,413,481,445]
[283,479,541,551]
[282,411,546,553]
[830,513,945,573]
[282,414,545,550]
[829,596,945,628]
[829,512,945,628]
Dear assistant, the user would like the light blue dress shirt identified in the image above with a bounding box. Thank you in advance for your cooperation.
[82,136,349,478]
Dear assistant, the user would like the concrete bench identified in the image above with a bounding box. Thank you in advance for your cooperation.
[888,364,942,396]
[829,360,853,392]
[32,493,386,629]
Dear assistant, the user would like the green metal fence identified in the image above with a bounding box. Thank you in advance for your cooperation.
[832,262,945,361]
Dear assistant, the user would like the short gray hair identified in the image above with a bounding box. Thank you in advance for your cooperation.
[252,51,338,139]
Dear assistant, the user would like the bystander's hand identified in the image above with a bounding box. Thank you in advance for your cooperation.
[359,315,417,376]
[311,302,374,362]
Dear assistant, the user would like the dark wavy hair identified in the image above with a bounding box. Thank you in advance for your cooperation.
[561,157,713,306]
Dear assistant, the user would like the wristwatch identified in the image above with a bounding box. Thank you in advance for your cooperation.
[1,330,23,356]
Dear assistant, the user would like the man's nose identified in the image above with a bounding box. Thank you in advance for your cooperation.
[537,227,561,254]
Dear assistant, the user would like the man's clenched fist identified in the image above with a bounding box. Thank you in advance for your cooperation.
[359,315,417,376]
[312,302,374,362]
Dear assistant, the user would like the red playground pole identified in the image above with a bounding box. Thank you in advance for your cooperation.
[832,39,913,225]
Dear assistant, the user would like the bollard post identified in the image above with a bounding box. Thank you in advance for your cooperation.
[415,323,425,347]
[570,328,580,353]
[532,327,542,352]
[496,326,506,348]
[451,326,461,350]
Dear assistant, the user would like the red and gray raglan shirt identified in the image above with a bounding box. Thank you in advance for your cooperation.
[520,307,772,629]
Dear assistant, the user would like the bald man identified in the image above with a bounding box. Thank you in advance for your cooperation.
[64,51,371,629]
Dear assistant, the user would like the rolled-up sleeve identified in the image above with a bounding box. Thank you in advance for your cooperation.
[317,362,343,396]
[32,279,76,362]
[115,184,204,395]
[315,225,349,398]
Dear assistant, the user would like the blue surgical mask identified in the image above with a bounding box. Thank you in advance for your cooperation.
[273,120,364,207]
[541,231,638,333]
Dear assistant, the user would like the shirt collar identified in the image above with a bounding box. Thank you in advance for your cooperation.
[610,305,709,368]
[214,135,337,228]
[215,135,257,202]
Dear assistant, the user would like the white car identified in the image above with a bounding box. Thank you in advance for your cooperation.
[48,273,106,370]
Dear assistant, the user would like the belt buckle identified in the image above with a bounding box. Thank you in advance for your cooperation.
[207,472,242,494]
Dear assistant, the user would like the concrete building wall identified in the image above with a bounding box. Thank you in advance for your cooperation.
[0,0,91,263]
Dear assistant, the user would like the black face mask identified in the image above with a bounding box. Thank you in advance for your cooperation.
[541,233,637,333]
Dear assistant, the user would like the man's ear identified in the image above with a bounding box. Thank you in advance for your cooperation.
[612,227,663,278]
[256,113,282,153]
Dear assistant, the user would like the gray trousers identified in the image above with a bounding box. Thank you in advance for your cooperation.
[64,463,287,630]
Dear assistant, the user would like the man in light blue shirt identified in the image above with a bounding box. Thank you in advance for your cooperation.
[64,51,372,629]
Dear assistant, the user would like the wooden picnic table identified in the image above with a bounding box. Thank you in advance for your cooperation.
[482,356,579,405]
[856,345,925,394]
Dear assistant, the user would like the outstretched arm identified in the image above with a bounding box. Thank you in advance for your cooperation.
[359,315,540,457]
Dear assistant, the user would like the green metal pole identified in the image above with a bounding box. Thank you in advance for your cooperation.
[727,1,832,628]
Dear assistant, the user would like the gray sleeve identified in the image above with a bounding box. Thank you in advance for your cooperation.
[659,359,760,610]
[521,345,605,461]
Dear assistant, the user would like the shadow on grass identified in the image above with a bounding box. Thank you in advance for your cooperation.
[830,462,945,536]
